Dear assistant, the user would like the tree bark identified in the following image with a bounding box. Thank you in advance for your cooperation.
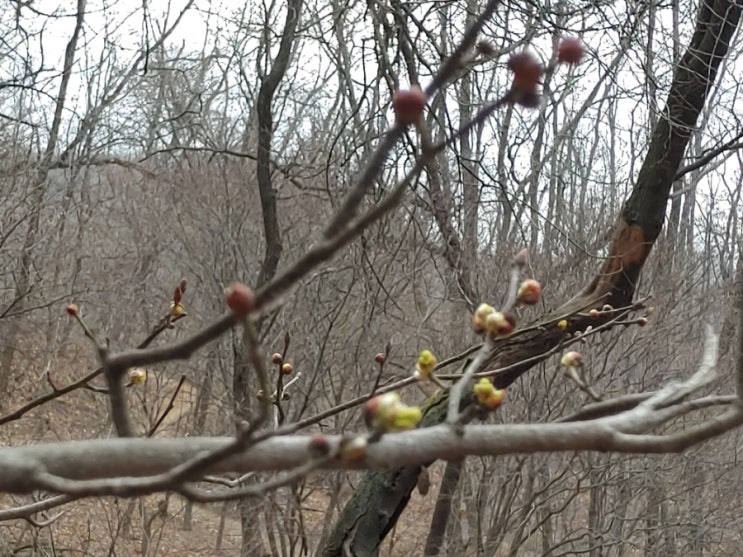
[320,0,742,554]
[254,0,303,289]
[233,2,303,554]
[424,460,463,556]
[587,459,605,557]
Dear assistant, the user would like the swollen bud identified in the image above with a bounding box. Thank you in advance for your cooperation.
[472,303,495,334]
[517,279,542,305]
[339,436,368,462]
[66,304,79,316]
[557,37,584,65]
[225,282,255,316]
[561,351,583,367]
[308,434,331,458]
[415,350,437,381]
[271,353,283,365]
[507,52,543,94]
[128,368,147,385]
[392,86,427,126]
[485,311,515,337]
[168,301,185,317]
[364,392,422,432]
[514,248,529,266]
[473,378,506,410]
[281,363,294,375]
[476,40,496,57]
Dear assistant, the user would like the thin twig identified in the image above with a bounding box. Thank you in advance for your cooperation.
[177,455,334,503]
[25,511,65,528]
[148,375,187,437]
[0,313,186,427]
[0,495,76,521]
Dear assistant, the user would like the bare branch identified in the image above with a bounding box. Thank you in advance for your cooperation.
[0,495,76,521]
[0,340,735,505]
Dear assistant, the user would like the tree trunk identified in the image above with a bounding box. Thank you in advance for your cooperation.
[686,453,707,557]
[254,0,303,288]
[424,460,464,556]
[587,459,605,557]
[232,2,303,553]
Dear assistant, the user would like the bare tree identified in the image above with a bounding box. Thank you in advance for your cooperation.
[0,0,742,555]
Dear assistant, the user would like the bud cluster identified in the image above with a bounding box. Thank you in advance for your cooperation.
[472,278,542,339]
[473,378,506,410]
[507,37,585,108]
[472,303,516,338]
[364,392,422,433]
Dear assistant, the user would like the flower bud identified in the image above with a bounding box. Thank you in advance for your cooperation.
[339,436,368,462]
[473,378,506,410]
[485,311,515,337]
[308,434,331,458]
[561,351,583,367]
[225,282,255,316]
[472,303,495,334]
[517,279,542,305]
[514,248,529,266]
[557,37,584,65]
[415,350,437,381]
[168,301,185,317]
[392,86,427,126]
[508,52,543,94]
[365,392,422,432]
[128,368,147,385]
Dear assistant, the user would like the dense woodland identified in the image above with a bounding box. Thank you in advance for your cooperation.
[0,0,742,555]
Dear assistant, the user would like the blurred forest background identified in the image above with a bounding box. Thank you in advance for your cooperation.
[0,0,741,555]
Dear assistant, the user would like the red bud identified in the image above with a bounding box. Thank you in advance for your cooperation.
[392,87,427,126]
[225,282,255,316]
[557,37,584,65]
[507,52,543,93]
